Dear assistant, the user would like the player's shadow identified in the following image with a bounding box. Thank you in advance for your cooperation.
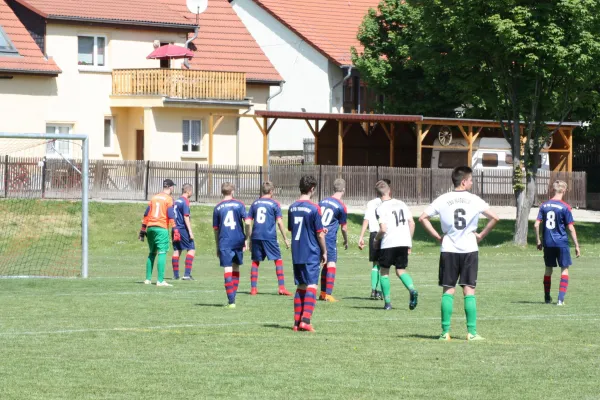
[195,303,225,307]
[343,296,375,301]
[398,334,444,340]
[350,305,384,310]
[263,324,292,331]
[511,301,548,304]
[237,291,281,296]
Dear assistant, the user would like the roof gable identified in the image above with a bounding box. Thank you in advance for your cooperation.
[252,0,379,66]
[0,0,60,75]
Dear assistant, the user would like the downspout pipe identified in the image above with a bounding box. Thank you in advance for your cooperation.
[183,27,199,69]
[330,65,352,113]
[265,82,284,164]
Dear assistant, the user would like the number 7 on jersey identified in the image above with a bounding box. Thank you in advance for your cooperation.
[294,217,303,241]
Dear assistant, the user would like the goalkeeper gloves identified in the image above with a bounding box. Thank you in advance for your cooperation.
[139,224,147,242]
[172,228,181,242]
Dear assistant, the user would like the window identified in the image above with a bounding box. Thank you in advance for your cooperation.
[0,26,18,55]
[182,120,202,153]
[438,151,467,169]
[78,36,106,66]
[505,153,513,164]
[46,124,72,158]
[104,117,114,149]
[482,153,499,167]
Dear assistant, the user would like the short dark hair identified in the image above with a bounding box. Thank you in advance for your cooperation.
[182,183,193,193]
[299,175,317,195]
[452,166,472,188]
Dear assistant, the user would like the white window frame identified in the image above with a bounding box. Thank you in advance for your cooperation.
[0,26,18,55]
[103,117,115,151]
[45,124,73,159]
[78,35,107,68]
[182,119,203,155]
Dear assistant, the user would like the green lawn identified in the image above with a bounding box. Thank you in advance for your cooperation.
[0,202,599,399]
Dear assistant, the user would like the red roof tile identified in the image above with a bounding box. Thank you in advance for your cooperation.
[0,0,60,75]
[161,0,282,82]
[253,0,379,66]
[15,0,196,28]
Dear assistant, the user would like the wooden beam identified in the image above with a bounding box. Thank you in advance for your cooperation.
[213,115,225,131]
[266,118,278,134]
[558,129,570,149]
[417,123,422,168]
[305,119,317,137]
[422,145,470,150]
[389,123,395,167]
[209,114,214,167]
[472,126,484,142]
[421,124,432,142]
[568,129,573,172]
[338,120,344,166]
[467,126,473,167]
[381,123,392,141]
[343,123,352,138]
[314,120,319,164]
[252,116,267,135]
[458,125,469,142]
[262,117,268,169]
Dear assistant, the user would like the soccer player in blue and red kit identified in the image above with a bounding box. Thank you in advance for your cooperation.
[535,180,580,306]
[318,178,348,302]
[288,175,327,332]
[213,182,251,308]
[172,183,195,280]
[247,181,291,296]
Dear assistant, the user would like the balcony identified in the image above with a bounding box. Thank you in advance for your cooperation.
[111,69,247,103]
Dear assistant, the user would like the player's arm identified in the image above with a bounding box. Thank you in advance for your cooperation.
[183,215,193,240]
[341,224,349,250]
[244,218,252,251]
[418,212,443,243]
[534,219,542,250]
[213,209,220,258]
[568,221,581,257]
[139,205,150,241]
[475,209,500,243]
[314,209,327,264]
[358,218,369,250]
[277,218,290,249]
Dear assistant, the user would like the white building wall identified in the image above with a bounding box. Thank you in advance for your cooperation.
[232,0,344,152]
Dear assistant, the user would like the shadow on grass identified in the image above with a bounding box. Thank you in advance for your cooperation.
[511,301,548,305]
[350,306,384,310]
[343,296,375,301]
[195,303,225,308]
[263,324,292,331]
[237,291,281,297]
[398,334,442,340]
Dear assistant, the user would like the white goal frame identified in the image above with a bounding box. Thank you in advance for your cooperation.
[0,132,89,278]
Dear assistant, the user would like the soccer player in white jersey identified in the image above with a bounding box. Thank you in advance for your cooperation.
[419,166,499,341]
[372,180,418,311]
[359,179,391,300]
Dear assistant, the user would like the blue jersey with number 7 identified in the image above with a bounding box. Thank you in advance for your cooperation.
[213,199,248,249]
[537,200,574,248]
[288,200,323,264]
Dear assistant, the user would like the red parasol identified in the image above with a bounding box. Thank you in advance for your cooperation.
[147,44,194,60]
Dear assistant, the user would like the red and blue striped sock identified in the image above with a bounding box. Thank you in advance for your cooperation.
[251,261,259,289]
[543,275,551,297]
[232,271,240,294]
[184,254,194,277]
[294,288,306,327]
[172,256,180,279]
[325,267,336,295]
[275,259,285,289]
[320,267,327,294]
[558,274,569,302]
[224,272,235,304]
[301,287,317,324]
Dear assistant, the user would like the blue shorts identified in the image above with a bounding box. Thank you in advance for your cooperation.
[544,247,572,268]
[173,230,195,251]
[293,263,320,285]
[326,241,338,263]
[251,239,281,261]
[219,248,244,267]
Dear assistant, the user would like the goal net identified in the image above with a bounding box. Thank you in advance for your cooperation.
[0,133,89,278]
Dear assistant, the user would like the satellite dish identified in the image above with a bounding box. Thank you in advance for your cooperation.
[186,0,208,14]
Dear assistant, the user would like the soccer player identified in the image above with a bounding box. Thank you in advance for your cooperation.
[139,179,176,287]
[318,178,348,302]
[288,175,327,332]
[247,181,291,296]
[172,183,195,281]
[359,178,391,300]
[372,180,418,311]
[213,182,251,308]
[534,180,581,306]
[419,166,499,341]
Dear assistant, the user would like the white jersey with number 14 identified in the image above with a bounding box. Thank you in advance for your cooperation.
[375,199,413,249]
[425,191,489,253]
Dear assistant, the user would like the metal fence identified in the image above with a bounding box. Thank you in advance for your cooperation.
[0,156,587,208]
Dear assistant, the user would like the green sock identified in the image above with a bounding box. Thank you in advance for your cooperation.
[399,273,415,291]
[146,253,156,281]
[464,295,477,335]
[157,252,166,283]
[380,275,391,303]
[441,293,454,334]
[371,265,380,291]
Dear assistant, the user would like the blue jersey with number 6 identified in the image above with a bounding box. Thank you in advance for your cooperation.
[319,197,347,244]
[537,200,574,248]
[288,200,323,264]
[213,199,248,249]
[249,197,282,241]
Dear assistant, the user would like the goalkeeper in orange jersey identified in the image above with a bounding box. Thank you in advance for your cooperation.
[139,179,176,287]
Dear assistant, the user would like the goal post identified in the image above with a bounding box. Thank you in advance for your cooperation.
[0,132,89,278]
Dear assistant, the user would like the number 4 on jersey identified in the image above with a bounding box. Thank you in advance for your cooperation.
[224,210,236,230]
[392,209,406,226]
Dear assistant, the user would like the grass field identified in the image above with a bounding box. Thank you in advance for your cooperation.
[1,202,599,400]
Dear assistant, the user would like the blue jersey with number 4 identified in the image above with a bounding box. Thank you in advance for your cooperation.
[288,200,323,264]
[174,196,191,231]
[213,199,248,249]
[249,197,282,241]
[319,197,347,244]
[537,200,574,248]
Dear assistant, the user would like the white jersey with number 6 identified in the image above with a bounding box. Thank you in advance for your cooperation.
[425,191,489,253]
[375,199,413,249]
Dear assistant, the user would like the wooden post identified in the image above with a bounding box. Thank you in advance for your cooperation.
[314,120,319,165]
[390,123,395,167]
[208,114,214,167]
[467,125,473,167]
[262,117,268,172]
[567,128,573,172]
[337,120,344,166]
[416,123,423,168]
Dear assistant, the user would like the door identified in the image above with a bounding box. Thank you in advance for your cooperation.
[136,130,144,160]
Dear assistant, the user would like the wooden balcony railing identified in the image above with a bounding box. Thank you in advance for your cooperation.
[112,69,247,101]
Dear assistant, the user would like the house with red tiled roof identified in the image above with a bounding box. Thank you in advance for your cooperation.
[0,0,282,165]
[230,0,380,153]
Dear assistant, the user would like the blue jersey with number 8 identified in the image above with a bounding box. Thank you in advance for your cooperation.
[248,197,282,241]
[288,200,323,264]
[537,200,574,248]
[213,199,248,249]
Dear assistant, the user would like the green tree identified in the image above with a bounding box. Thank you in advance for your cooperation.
[355,0,600,244]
